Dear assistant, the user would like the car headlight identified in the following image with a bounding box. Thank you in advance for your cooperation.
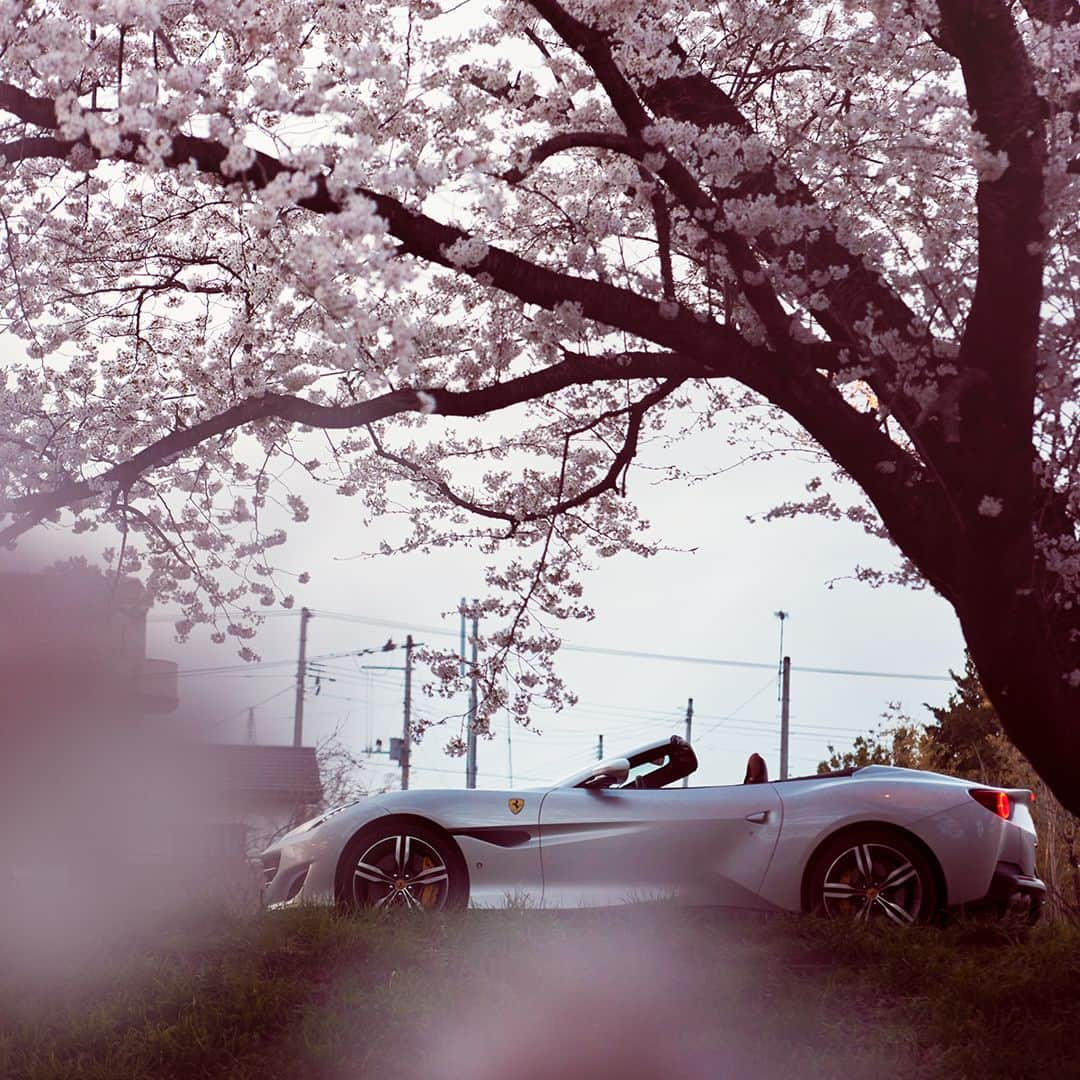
[300,800,360,834]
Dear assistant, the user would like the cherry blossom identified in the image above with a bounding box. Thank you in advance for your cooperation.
[1,0,1080,809]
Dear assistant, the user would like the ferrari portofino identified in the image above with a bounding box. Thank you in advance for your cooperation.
[261,735,1045,923]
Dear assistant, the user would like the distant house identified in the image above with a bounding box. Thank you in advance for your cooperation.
[0,564,179,723]
[2,564,183,875]
[1,563,324,867]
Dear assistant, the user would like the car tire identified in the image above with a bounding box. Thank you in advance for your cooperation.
[806,827,940,926]
[337,819,468,912]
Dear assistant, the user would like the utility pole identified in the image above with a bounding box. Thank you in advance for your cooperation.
[507,717,514,788]
[293,606,312,747]
[505,670,514,788]
[466,605,479,789]
[780,656,791,780]
[597,734,604,760]
[774,610,789,779]
[682,697,694,787]
[459,597,466,679]
[246,707,256,745]
[460,598,468,788]
[401,633,413,790]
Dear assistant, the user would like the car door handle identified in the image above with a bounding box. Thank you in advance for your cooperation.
[745,810,770,824]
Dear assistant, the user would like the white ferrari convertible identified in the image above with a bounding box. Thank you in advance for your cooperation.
[260,735,1045,923]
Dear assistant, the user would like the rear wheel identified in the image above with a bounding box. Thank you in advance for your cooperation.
[807,829,939,925]
[338,820,467,911]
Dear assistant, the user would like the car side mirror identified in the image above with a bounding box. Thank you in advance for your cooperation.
[582,757,631,789]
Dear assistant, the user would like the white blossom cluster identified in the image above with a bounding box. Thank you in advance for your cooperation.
[0,0,1078,729]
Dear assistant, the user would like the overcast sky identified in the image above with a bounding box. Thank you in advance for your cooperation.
[3,341,968,794]
[2,6,971,796]
[135,414,967,792]
[5,316,970,792]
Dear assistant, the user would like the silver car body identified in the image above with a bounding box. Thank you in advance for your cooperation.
[261,736,1042,913]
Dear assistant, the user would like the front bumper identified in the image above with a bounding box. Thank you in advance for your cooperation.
[260,837,342,909]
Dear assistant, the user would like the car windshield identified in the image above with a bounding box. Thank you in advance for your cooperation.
[554,737,698,789]
[620,751,671,788]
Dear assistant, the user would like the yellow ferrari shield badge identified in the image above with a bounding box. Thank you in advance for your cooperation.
[508,798,525,815]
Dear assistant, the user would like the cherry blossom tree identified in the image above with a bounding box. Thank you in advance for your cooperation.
[2,1,1080,807]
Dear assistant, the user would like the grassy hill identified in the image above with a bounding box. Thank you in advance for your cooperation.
[2,905,1078,1079]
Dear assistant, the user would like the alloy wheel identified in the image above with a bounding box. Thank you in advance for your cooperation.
[820,841,924,925]
[352,833,450,910]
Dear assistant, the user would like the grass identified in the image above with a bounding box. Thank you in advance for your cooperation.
[2,905,1079,1079]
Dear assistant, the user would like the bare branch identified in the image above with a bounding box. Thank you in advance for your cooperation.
[0,353,715,538]
[651,183,675,301]
[366,377,685,531]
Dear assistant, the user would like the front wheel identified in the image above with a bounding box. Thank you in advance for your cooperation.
[807,829,939,926]
[338,820,468,911]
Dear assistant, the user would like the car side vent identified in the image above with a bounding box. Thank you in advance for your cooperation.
[261,852,282,888]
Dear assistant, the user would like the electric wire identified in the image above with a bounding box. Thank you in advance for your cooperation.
[691,674,781,744]
[210,684,293,729]
[156,606,946,776]
[166,607,951,683]
[307,609,953,682]
[156,613,951,684]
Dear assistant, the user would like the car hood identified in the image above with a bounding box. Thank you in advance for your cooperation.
[264,785,552,854]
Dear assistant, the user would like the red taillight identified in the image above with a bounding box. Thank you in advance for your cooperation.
[970,788,1011,819]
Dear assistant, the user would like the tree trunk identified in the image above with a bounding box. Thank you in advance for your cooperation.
[956,588,1080,819]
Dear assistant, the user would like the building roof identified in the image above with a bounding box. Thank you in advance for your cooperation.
[204,745,323,803]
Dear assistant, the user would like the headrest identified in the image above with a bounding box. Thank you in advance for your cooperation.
[743,753,768,784]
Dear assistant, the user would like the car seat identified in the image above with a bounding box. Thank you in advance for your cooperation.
[743,753,768,784]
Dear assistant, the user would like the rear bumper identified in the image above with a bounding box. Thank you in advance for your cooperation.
[970,863,1047,920]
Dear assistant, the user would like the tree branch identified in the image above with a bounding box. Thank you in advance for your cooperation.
[651,183,675,301]
[365,378,685,532]
[1019,0,1080,24]
[934,0,1045,516]
[525,1,796,346]
[632,42,958,471]
[0,80,803,379]
[0,71,961,598]
[0,353,712,538]
[501,130,647,183]
[0,82,58,128]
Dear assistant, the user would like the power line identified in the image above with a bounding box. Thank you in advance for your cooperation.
[304,679,886,739]
[210,684,292,729]
[151,608,953,683]
[564,644,951,682]
[408,764,549,784]
[692,674,780,744]
[309,610,953,682]
[146,609,300,623]
[156,648,413,680]
[184,672,909,745]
